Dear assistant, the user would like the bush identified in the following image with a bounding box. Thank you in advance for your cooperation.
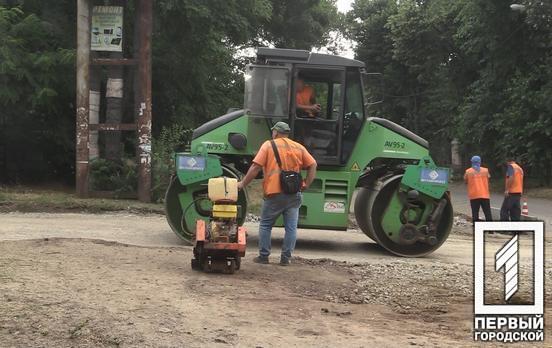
[151,124,193,202]
[88,124,192,201]
[89,158,137,196]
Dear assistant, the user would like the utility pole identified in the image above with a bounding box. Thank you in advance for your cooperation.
[137,0,153,202]
[76,0,90,197]
[75,0,152,202]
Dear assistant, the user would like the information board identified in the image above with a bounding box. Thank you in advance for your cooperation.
[91,6,123,52]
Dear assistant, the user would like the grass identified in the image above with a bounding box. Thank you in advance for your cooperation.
[0,186,164,214]
[0,181,265,216]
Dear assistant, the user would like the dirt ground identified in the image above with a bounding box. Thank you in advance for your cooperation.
[0,212,551,347]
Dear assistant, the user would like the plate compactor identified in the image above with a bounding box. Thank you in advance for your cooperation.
[191,177,246,274]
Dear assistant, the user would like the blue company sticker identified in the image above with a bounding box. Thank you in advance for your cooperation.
[178,156,206,171]
[420,168,448,184]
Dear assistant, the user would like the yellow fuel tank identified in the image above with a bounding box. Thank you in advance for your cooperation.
[208,177,238,202]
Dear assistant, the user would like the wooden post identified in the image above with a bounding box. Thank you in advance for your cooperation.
[76,0,90,197]
[136,0,153,202]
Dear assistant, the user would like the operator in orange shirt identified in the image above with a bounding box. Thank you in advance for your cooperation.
[464,155,492,223]
[500,159,524,221]
[296,77,321,118]
[238,122,317,265]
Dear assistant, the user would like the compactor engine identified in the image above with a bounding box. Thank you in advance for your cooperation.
[191,177,246,274]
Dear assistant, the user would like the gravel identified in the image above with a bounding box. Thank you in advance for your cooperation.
[294,257,552,314]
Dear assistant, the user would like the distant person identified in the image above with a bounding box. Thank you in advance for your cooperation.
[500,159,524,221]
[238,122,317,265]
[464,155,492,223]
[295,78,320,117]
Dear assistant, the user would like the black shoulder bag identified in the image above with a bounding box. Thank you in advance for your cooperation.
[270,140,302,194]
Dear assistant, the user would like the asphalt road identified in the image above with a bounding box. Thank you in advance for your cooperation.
[448,181,552,227]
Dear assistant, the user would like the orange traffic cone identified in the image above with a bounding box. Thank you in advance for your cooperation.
[522,199,529,216]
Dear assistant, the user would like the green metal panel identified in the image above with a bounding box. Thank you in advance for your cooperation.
[401,157,449,199]
[380,193,405,242]
[184,113,447,232]
[380,191,435,243]
[191,113,272,156]
[174,153,223,186]
[273,170,351,229]
[177,180,210,236]
[345,120,431,189]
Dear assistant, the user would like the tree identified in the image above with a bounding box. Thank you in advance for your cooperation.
[0,4,75,182]
[454,0,552,182]
[348,0,552,183]
[348,0,464,162]
[0,0,340,184]
[152,0,340,131]
[260,0,339,49]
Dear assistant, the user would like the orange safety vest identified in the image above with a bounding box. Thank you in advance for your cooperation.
[252,138,316,196]
[464,167,490,200]
[296,86,314,106]
[507,162,524,194]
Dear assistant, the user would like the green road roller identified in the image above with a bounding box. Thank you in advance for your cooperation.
[165,47,453,257]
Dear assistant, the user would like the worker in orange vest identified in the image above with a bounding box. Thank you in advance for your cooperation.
[500,159,524,221]
[295,77,321,118]
[464,155,492,223]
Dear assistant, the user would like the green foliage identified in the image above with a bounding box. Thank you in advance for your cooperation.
[0,2,76,183]
[0,0,339,185]
[153,0,339,131]
[349,0,552,183]
[151,124,193,201]
[152,0,269,130]
[0,5,75,106]
[261,0,339,49]
[89,158,137,195]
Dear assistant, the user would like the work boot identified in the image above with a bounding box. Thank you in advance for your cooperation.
[279,256,290,266]
[253,255,269,264]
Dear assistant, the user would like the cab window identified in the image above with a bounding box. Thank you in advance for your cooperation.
[244,65,289,117]
[342,69,365,162]
[292,69,344,162]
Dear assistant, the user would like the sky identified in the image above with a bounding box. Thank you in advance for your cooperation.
[336,0,353,13]
[313,0,355,58]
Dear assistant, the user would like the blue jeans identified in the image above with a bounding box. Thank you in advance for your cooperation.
[258,192,302,260]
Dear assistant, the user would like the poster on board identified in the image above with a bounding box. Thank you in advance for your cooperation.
[91,6,123,52]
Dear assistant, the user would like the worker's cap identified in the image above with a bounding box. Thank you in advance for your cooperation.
[271,121,291,134]
[471,155,481,163]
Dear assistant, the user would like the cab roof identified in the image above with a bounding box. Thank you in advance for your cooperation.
[256,47,365,68]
